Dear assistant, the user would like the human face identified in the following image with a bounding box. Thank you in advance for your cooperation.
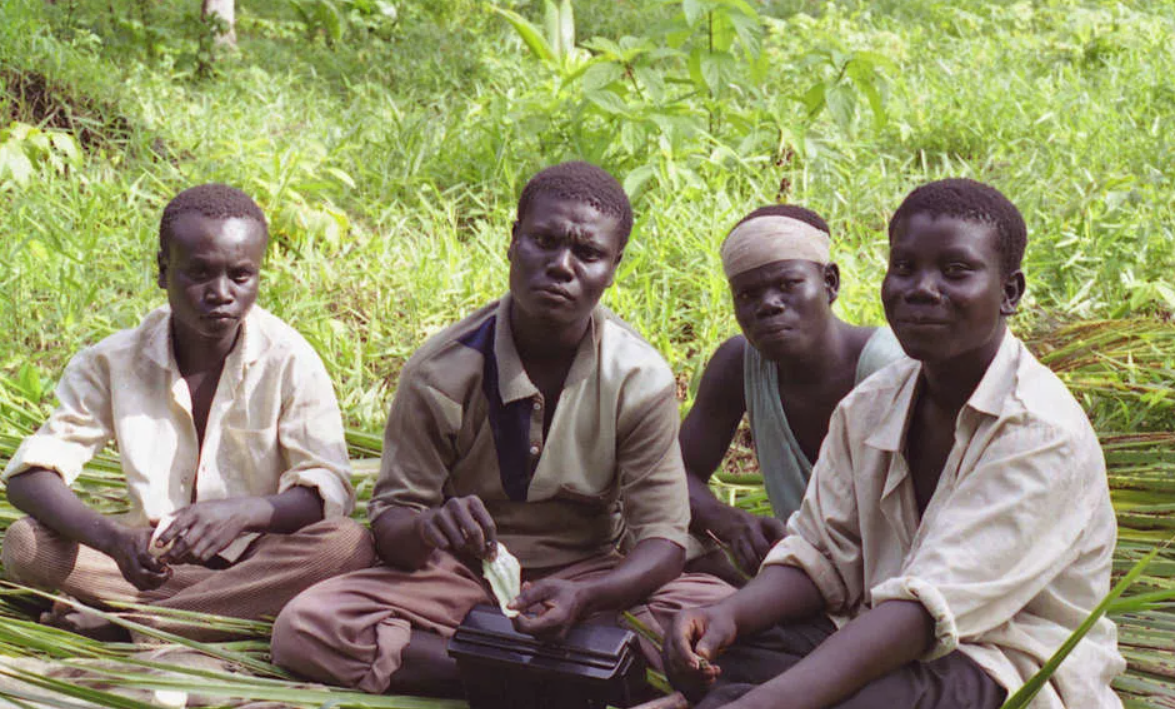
[157,213,266,350]
[882,213,1024,366]
[730,259,838,361]
[508,192,624,331]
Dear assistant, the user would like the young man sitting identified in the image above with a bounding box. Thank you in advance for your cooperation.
[270,161,732,696]
[1,184,374,641]
[664,179,1125,708]
[682,205,904,584]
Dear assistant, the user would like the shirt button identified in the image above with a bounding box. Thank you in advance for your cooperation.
[533,401,542,411]
[529,445,540,455]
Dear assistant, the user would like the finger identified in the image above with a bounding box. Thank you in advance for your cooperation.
[695,622,731,662]
[747,525,772,563]
[419,516,451,550]
[162,533,192,564]
[467,498,498,553]
[761,516,787,543]
[156,511,194,546]
[449,502,486,558]
[514,605,570,638]
[510,580,555,611]
[432,509,467,551]
[733,537,757,574]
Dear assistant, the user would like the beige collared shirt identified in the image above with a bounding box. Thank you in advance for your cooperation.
[763,331,1125,708]
[3,305,355,561]
[369,295,689,570]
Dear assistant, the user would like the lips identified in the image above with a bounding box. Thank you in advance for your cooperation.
[533,284,573,302]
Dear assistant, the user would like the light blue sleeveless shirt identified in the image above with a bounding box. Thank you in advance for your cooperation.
[744,327,905,521]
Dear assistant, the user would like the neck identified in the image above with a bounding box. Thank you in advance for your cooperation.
[171,321,240,376]
[509,303,590,362]
[919,322,1006,411]
[774,317,853,386]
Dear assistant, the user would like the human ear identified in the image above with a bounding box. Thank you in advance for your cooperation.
[508,221,520,260]
[156,250,168,289]
[605,249,624,288]
[824,263,841,305]
[1000,270,1026,316]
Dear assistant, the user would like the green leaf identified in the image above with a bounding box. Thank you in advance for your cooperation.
[824,83,856,132]
[682,0,705,28]
[581,61,624,91]
[543,0,561,58]
[558,0,575,59]
[1001,544,1167,708]
[799,82,826,117]
[491,6,555,64]
[324,167,356,189]
[700,51,735,94]
[623,163,657,199]
[585,88,629,115]
[0,139,34,186]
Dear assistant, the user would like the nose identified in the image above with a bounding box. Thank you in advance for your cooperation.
[545,247,574,281]
[755,289,785,317]
[905,269,941,303]
[204,276,233,305]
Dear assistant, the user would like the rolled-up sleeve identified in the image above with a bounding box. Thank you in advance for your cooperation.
[870,420,1093,660]
[616,379,690,549]
[762,404,863,612]
[2,348,113,486]
[276,346,354,519]
[367,362,461,523]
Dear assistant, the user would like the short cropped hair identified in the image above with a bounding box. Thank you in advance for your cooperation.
[889,178,1026,275]
[516,162,634,249]
[735,204,830,235]
[159,183,268,250]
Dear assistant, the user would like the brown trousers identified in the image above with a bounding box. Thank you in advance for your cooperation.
[1,515,376,642]
[271,549,735,694]
[693,616,1007,709]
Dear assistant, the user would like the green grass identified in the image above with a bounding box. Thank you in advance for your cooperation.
[1,0,1174,705]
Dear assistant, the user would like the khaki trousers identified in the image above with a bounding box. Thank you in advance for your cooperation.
[1,515,376,642]
[271,549,735,694]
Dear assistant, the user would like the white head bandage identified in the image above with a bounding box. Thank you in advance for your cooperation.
[720,216,831,280]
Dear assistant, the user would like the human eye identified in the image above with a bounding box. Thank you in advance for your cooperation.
[575,245,604,261]
[943,262,973,279]
[888,259,912,276]
[231,267,255,283]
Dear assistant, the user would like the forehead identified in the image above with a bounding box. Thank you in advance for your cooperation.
[520,192,621,237]
[167,213,267,258]
[729,259,822,289]
[890,213,1000,258]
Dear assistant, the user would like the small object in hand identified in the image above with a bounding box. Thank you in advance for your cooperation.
[149,513,178,558]
[482,541,522,618]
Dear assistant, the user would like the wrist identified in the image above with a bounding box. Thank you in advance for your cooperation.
[92,519,127,555]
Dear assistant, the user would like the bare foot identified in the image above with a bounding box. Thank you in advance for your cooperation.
[40,600,131,642]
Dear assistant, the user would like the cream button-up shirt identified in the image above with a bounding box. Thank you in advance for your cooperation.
[763,331,1125,708]
[2,305,354,561]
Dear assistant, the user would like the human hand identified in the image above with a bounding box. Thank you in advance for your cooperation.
[508,578,588,639]
[707,507,786,574]
[663,606,737,699]
[415,495,498,561]
[156,498,267,564]
[103,525,172,590]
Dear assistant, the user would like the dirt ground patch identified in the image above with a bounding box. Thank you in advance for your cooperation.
[1,67,134,149]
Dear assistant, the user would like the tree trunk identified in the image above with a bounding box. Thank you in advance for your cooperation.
[201,0,236,47]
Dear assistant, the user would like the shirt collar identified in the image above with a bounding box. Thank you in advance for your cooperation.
[864,328,1018,453]
[493,294,602,404]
